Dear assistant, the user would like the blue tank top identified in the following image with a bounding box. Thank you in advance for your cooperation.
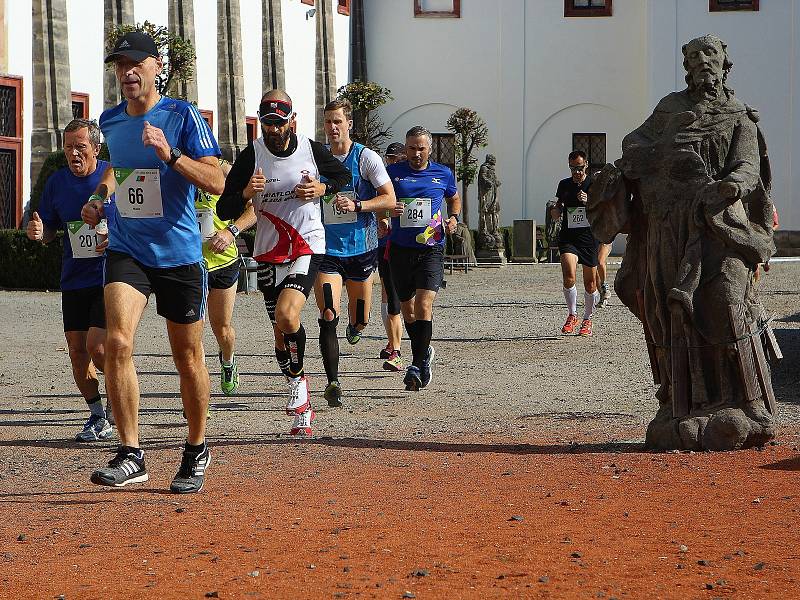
[322,142,378,257]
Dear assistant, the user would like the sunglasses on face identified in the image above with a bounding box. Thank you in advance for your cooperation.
[569,165,587,172]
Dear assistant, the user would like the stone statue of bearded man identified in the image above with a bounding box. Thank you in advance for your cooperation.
[587,35,781,451]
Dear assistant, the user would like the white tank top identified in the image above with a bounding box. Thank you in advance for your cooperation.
[251,134,325,262]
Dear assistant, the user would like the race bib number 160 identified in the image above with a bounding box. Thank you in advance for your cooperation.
[114,168,163,218]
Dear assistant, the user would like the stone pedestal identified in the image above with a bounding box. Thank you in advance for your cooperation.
[168,0,198,102]
[314,0,337,141]
[217,0,248,161]
[31,0,73,187]
[103,0,134,110]
[476,247,507,267]
[262,0,286,90]
[512,219,537,262]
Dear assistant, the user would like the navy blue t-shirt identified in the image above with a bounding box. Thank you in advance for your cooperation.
[38,160,110,290]
[387,160,457,248]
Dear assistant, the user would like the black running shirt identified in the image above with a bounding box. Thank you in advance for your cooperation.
[555,176,597,247]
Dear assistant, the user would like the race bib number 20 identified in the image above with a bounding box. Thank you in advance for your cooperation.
[114,168,163,218]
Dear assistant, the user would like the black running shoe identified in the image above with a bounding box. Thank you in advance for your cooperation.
[170,445,211,494]
[420,346,436,388]
[90,447,148,487]
[404,365,422,391]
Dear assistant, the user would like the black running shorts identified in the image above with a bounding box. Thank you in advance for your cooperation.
[318,249,378,283]
[62,286,106,332]
[207,260,240,290]
[105,250,207,324]
[559,242,599,267]
[257,254,323,323]
[388,243,444,303]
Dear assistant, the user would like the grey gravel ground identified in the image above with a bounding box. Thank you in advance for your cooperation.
[1,261,798,448]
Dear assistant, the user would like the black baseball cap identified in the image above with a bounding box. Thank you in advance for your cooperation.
[258,99,293,125]
[385,142,406,157]
[104,31,159,63]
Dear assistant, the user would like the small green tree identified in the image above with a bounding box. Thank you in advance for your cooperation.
[107,21,196,98]
[336,81,393,151]
[446,107,489,227]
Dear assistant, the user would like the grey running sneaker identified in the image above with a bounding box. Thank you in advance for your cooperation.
[324,380,343,408]
[403,365,422,391]
[76,414,113,442]
[170,445,211,494]
[90,448,148,487]
[597,283,611,308]
[420,346,436,388]
[345,324,362,345]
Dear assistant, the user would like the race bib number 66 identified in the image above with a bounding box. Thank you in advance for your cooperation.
[114,168,163,218]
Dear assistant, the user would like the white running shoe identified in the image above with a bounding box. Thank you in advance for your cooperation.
[290,409,316,436]
[286,375,311,415]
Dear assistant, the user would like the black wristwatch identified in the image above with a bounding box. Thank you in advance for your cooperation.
[354,199,363,213]
[226,224,241,237]
[166,147,182,167]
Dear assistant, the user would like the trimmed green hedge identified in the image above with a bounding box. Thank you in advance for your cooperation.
[0,229,63,290]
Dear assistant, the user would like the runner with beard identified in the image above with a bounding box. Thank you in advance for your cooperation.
[217,89,351,435]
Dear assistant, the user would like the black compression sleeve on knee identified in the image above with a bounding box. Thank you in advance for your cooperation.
[411,320,433,369]
[318,316,340,383]
[355,298,367,326]
[323,282,334,314]
[283,325,307,377]
[275,347,291,377]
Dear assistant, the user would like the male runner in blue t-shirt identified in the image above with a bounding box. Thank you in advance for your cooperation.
[81,31,225,493]
[28,119,112,443]
[316,99,397,407]
[387,126,461,391]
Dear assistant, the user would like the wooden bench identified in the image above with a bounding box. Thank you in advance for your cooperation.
[444,254,470,274]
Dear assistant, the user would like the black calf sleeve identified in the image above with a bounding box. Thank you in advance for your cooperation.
[283,325,307,377]
[275,347,291,377]
[318,316,340,383]
[412,319,433,369]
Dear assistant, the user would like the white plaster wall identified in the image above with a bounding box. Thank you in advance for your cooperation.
[366,0,648,229]
[281,0,318,138]
[194,0,219,132]
[365,0,502,226]
[240,0,263,121]
[332,0,350,90]
[648,0,798,229]
[523,0,648,224]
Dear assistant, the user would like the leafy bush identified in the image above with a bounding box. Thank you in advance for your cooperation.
[0,229,63,290]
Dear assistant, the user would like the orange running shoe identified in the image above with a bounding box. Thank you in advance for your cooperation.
[579,319,593,337]
[561,314,579,335]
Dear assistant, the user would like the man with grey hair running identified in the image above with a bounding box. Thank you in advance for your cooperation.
[387,126,461,391]
[27,118,113,442]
